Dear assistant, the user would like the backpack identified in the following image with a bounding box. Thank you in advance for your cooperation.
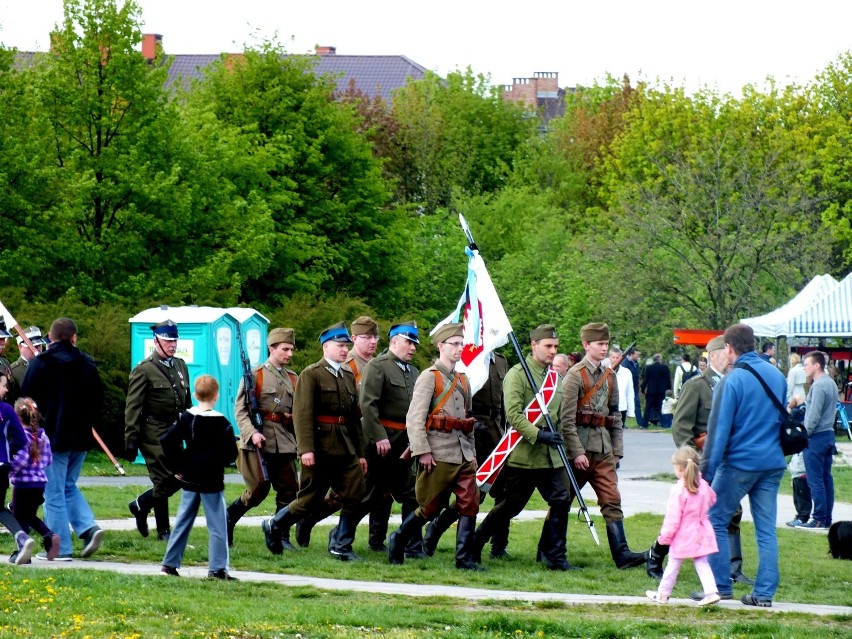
[680,364,699,384]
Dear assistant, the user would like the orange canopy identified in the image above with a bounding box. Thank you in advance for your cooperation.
[672,328,724,347]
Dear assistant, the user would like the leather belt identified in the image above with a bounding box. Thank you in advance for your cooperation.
[427,415,475,433]
[380,418,407,431]
[315,415,346,425]
[576,410,615,428]
[263,412,292,426]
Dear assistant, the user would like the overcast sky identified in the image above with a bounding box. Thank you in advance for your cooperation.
[2,1,851,95]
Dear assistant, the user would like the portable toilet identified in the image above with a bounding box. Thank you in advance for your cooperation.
[227,307,270,369]
[128,305,244,430]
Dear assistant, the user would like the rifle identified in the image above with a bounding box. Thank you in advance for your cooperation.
[611,342,636,372]
[0,301,125,475]
[459,214,600,545]
[235,327,268,481]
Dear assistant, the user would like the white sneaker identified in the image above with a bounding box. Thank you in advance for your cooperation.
[645,590,668,603]
[698,593,721,606]
[15,537,36,565]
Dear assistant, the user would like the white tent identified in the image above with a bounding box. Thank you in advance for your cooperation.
[741,274,838,337]
[788,272,852,337]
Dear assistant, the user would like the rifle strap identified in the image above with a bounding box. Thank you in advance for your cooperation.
[347,359,361,384]
[255,367,263,404]
[579,366,613,407]
[429,370,464,420]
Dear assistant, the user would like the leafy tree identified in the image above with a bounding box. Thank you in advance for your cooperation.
[596,84,831,332]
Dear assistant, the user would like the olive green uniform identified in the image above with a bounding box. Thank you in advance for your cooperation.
[561,356,624,523]
[286,359,365,518]
[671,367,718,450]
[0,355,15,405]
[125,351,192,497]
[234,360,299,511]
[406,362,477,519]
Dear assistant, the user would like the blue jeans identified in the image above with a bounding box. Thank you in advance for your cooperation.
[163,490,229,572]
[803,430,835,525]
[708,465,785,600]
[45,451,97,556]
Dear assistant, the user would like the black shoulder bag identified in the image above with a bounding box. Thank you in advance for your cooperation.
[736,362,809,455]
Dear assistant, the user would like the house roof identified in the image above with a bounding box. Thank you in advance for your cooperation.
[13,50,430,103]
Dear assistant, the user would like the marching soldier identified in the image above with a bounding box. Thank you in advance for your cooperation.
[125,320,192,541]
[422,351,510,558]
[227,328,300,547]
[296,316,380,547]
[330,321,423,557]
[387,322,480,570]
[562,322,647,569]
[650,335,755,594]
[262,321,367,561]
[470,325,576,570]
[10,327,46,394]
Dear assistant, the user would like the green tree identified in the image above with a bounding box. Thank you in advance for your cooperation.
[597,84,831,332]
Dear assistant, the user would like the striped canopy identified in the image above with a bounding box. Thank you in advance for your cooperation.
[787,272,852,337]
[741,274,838,337]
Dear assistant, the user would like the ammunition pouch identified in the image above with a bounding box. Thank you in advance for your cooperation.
[426,415,476,433]
[576,410,615,429]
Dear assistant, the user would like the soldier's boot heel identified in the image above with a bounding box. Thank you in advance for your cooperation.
[153,497,171,541]
[606,520,646,569]
[422,506,459,557]
[456,515,486,571]
[388,511,426,565]
[328,512,362,562]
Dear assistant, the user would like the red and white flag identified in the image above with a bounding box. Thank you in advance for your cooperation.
[431,246,513,396]
[476,367,560,489]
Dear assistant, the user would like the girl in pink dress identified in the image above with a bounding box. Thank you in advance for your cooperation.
[646,446,720,605]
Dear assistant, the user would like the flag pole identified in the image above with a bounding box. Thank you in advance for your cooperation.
[458,214,599,545]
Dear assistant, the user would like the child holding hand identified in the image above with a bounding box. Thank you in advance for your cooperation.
[646,446,720,606]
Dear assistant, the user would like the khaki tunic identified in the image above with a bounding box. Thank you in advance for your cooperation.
[124,352,192,496]
[561,357,623,458]
[344,352,372,393]
[406,362,475,463]
[671,368,718,450]
[234,360,298,454]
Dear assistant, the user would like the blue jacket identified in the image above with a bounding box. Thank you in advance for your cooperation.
[702,351,787,483]
[1,402,28,468]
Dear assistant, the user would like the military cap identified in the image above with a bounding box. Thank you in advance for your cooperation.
[389,320,420,344]
[350,316,379,336]
[580,322,609,343]
[530,324,558,342]
[0,316,10,339]
[151,319,179,340]
[706,335,726,352]
[16,325,46,347]
[268,327,295,347]
[320,321,352,344]
[431,322,463,347]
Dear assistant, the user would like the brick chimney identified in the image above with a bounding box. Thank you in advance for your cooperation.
[315,45,337,56]
[141,33,163,62]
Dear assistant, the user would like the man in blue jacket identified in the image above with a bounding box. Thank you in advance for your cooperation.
[701,323,787,607]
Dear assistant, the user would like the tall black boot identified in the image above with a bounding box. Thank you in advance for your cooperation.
[328,511,362,562]
[422,506,460,557]
[153,497,171,541]
[469,511,501,565]
[262,506,297,555]
[456,515,486,571]
[128,488,154,538]
[489,517,511,559]
[226,498,250,547]
[539,504,577,570]
[401,501,427,559]
[646,541,669,580]
[294,503,337,549]
[605,520,646,569]
[388,511,427,565]
[368,495,393,551]
[535,509,551,562]
[729,532,754,585]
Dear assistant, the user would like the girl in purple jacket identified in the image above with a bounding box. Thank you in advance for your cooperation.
[1,372,35,564]
[646,446,720,606]
[10,397,60,561]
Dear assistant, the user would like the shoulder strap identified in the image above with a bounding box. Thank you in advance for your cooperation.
[735,362,787,419]
[287,371,298,389]
[579,366,613,406]
[430,369,460,417]
[347,359,361,383]
[255,367,264,403]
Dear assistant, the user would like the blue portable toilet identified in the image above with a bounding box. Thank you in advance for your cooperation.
[227,307,270,369]
[128,305,262,431]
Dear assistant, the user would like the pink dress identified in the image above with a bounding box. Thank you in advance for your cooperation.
[657,475,718,559]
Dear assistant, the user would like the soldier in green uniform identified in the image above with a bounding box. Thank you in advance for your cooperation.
[332,321,423,556]
[562,322,646,569]
[262,321,367,561]
[227,328,300,548]
[296,316,379,548]
[650,335,754,594]
[387,322,480,570]
[470,325,576,570]
[125,320,192,541]
[10,327,46,394]
[422,351,510,558]
[0,317,15,406]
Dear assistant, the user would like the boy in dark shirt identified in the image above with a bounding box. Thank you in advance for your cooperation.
[160,375,238,580]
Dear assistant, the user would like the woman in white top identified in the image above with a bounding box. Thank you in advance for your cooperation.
[672,354,698,399]
[786,353,807,403]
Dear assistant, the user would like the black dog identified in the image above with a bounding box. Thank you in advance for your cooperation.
[828,521,852,560]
